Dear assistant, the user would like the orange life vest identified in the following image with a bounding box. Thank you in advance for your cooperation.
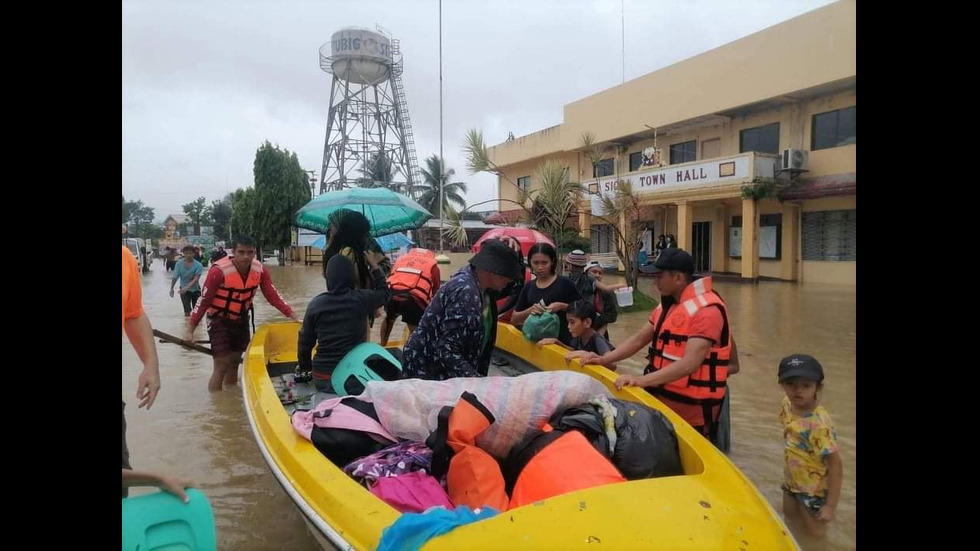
[206,256,263,322]
[432,392,510,512]
[387,248,439,307]
[644,276,732,405]
[509,425,625,509]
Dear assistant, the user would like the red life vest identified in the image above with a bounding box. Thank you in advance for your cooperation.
[644,277,732,405]
[206,256,263,322]
[387,248,439,308]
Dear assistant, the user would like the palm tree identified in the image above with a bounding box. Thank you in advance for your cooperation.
[358,152,400,192]
[418,155,468,218]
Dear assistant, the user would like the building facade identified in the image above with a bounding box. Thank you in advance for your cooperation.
[488,0,855,284]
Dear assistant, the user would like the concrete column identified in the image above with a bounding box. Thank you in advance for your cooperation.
[579,207,592,239]
[712,204,727,273]
[781,203,800,281]
[676,201,694,251]
[741,198,759,280]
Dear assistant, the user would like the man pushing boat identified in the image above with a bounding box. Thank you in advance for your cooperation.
[186,236,298,391]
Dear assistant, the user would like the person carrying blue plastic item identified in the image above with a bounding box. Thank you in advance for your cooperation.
[299,251,390,392]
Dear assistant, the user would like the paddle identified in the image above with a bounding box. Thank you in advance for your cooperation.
[153,329,213,356]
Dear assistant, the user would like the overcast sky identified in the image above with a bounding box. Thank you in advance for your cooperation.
[122,0,836,220]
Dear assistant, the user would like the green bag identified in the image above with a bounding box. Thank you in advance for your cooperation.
[522,311,560,342]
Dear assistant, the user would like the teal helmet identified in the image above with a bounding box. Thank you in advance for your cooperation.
[331,342,403,396]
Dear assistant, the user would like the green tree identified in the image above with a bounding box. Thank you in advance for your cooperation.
[581,132,645,288]
[454,130,580,271]
[252,141,312,264]
[128,201,156,241]
[122,195,132,224]
[231,187,258,246]
[418,155,467,219]
[210,194,233,241]
[182,196,212,228]
[358,152,400,193]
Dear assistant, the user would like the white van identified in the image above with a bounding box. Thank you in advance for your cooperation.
[123,238,146,273]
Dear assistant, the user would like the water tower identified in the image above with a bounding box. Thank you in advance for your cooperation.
[318,27,423,195]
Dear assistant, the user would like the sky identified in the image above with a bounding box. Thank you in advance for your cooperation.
[122,0,837,220]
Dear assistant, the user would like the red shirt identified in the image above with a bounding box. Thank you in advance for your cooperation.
[647,299,725,430]
[189,263,293,326]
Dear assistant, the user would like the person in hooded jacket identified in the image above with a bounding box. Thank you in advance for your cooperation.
[299,251,390,392]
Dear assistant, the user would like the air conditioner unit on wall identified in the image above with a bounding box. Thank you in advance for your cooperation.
[781,148,809,171]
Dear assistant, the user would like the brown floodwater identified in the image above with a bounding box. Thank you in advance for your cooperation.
[123,253,855,550]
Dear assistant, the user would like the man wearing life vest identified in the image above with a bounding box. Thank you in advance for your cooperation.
[379,246,441,345]
[186,236,298,391]
[579,248,740,443]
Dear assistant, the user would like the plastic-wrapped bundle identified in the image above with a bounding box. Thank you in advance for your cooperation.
[357,371,609,458]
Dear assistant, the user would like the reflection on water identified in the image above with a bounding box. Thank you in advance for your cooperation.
[123,254,854,550]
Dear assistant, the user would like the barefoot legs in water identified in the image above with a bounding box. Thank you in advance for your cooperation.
[208,353,242,391]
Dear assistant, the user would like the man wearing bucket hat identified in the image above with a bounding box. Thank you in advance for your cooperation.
[402,239,525,380]
[580,248,740,444]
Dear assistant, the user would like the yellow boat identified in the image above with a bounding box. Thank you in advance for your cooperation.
[243,321,798,550]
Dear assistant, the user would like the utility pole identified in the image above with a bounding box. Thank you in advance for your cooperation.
[438,0,445,255]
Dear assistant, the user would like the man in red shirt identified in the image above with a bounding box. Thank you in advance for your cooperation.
[580,249,739,443]
[186,236,298,391]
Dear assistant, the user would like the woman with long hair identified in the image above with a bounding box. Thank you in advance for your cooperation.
[509,242,582,344]
[322,209,373,290]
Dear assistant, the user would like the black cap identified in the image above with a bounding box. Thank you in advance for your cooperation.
[778,354,824,383]
[469,239,524,281]
[639,248,695,274]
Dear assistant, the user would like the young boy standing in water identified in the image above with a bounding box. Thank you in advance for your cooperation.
[778,354,843,537]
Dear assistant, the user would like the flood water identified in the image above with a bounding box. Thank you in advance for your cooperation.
[122,253,855,550]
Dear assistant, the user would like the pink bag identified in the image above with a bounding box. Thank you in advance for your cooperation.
[291,397,396,444]
[369,471,454,513]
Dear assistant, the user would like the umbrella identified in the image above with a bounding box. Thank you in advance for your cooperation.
[310,231,412,252]
[294,187,433,238]
[471,227,555,257]
[375,232,413,252]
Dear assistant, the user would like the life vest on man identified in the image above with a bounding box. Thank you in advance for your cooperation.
[206,256,263,322]
[508,424,625,509]
[387,248,439,308]
[644,277,732,405]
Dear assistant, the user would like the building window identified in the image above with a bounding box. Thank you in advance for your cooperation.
[517,176,530,192]
[629,152,642,172]
[594,158,614,178]
[803,210,856,261]
[739,123,780,154]
[669,140,697,164]
[812,106,856,150]
[590,224,613,253]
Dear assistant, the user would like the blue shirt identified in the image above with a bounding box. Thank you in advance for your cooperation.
[172,259,204,292]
